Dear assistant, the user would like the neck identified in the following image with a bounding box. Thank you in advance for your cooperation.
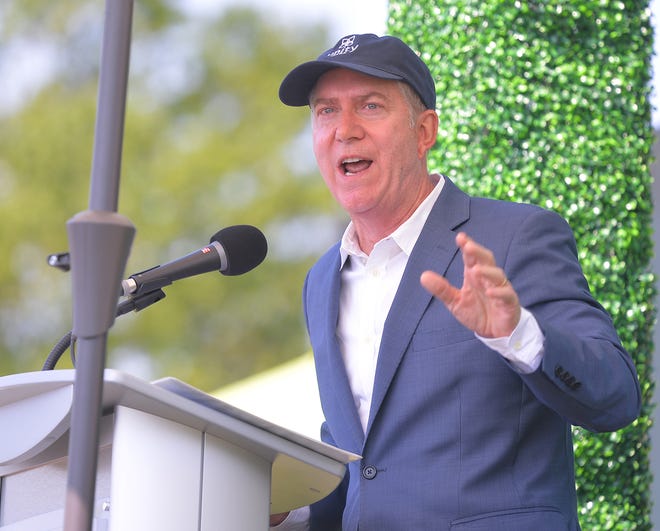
[352,174,438,254]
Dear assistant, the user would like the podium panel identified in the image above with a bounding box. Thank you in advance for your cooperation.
[0,417,114,530]
[0,370,359,530]
[110,406,205,530]
[201,432,270,530]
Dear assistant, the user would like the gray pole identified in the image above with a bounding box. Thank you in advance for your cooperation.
[63,1,136,529]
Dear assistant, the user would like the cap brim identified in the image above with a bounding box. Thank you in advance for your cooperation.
[279,60,404,107]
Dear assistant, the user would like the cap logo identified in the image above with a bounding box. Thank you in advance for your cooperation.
[327,35,358,58]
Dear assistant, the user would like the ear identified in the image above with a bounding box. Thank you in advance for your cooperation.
[416,109,439,158]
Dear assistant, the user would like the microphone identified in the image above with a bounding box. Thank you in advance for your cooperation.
[121,225,267,296]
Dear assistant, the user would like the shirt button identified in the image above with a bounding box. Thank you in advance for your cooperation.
[362,465,377,480]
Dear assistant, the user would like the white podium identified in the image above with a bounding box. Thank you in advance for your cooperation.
[0,369,358,530]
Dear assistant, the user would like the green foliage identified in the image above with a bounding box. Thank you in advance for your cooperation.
[0,4,341,390]
[390,0,654,528]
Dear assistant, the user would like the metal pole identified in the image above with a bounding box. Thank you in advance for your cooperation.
[63,1,136,529]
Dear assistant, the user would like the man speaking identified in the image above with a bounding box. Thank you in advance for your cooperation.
[271,33,640,530]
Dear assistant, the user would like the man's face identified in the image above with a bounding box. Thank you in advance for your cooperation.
[310,68,431,225]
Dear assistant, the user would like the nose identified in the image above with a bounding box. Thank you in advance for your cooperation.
[335,110,364,143]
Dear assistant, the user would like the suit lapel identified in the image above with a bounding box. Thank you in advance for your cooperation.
[365,178,470,437]
[311,251,366,453]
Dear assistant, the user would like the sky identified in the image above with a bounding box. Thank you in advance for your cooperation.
[647,0,659,124]
[2,0,659,121]
[180,0,660,125]
[180,0,389,41]
[0,0,388,116]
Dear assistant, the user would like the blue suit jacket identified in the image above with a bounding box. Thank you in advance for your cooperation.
[302,178,641,530]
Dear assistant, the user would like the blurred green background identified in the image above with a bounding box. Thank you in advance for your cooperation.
[0,1,358,390]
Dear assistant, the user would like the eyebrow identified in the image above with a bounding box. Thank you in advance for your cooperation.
[310,90,389,107]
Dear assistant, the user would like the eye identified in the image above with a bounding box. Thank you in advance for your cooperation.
[313,106,335,118]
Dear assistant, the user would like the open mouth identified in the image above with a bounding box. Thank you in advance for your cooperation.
[341,157,373,175]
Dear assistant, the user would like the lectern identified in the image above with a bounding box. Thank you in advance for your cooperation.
[0,369,358,530]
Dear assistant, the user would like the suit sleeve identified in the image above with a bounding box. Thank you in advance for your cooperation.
[503,208,641,432]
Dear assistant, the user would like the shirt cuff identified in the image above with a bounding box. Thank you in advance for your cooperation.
[270,506,310,530]
[476,307,545,374]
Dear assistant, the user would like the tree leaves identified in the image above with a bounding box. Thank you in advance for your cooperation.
[0,4,339,391]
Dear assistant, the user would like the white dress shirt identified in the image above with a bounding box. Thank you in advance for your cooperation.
[337,176,445,432]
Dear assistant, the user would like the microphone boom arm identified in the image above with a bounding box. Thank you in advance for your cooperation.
[43,288,167,371]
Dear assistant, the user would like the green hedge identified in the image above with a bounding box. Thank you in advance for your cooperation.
[389,1,655,528]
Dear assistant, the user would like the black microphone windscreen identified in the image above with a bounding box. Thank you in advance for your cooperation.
[211,225,267,276]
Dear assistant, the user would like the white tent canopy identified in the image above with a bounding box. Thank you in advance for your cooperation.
[214,353,323,440]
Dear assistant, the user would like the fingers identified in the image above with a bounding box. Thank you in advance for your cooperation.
[421,233,520,337]
[421,233,509,298]
[456,232,494,268]
[270,513,289,526]
[456,232,507,289]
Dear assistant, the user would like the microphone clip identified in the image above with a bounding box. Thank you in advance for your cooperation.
[47,252,71,272]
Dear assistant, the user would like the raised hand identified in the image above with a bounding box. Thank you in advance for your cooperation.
[420,232,521,338]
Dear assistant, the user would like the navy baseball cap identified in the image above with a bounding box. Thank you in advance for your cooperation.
[279,33,436,110]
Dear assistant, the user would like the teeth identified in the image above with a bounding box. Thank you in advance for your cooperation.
[341,157,367,176]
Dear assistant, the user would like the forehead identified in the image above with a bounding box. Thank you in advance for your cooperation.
[311,68,401,101]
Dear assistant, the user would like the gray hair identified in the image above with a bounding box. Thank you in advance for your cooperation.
[398,81,428,128]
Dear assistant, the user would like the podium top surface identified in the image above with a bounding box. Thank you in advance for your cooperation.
[0,369,359,512]
[0,368,358,465]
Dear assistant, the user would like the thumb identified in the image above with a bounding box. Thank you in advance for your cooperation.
[420,271,452,302]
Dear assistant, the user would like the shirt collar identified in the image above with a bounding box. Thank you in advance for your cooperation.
[339,175,445,268]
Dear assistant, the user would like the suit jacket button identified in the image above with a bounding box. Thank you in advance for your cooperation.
[362,465,377,480]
